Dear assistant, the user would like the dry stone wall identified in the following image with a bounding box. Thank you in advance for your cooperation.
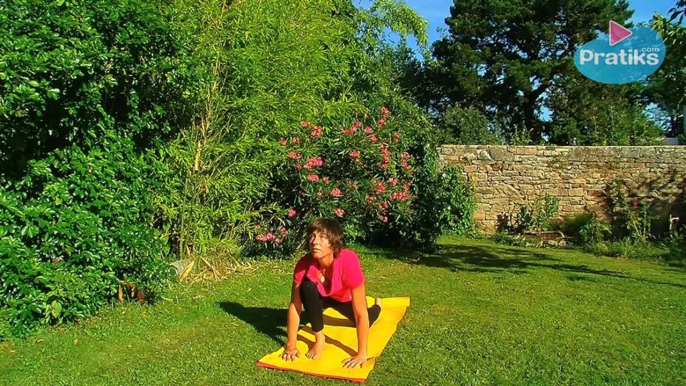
[438,145,686,233]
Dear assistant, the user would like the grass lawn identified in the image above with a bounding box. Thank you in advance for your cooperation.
[1,236,685,385]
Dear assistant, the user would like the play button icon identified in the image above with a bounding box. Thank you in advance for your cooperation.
[609,20,632,46]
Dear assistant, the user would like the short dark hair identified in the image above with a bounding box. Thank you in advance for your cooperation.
[306,218,344,257]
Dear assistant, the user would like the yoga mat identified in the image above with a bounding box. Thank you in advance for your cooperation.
[257,297,410,383]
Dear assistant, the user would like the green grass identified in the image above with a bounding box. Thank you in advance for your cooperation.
[1,236,685,385]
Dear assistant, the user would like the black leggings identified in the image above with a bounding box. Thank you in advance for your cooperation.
[300,278,381,333]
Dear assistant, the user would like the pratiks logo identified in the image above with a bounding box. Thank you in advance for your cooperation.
[574,21,666,84]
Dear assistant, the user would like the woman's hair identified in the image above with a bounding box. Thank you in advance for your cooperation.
[306,218,345,257]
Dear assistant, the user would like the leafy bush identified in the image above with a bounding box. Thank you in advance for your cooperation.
[0,0,197,338]
[0,0,198,178]
[242,107,451,255]
[433,166,476,234]
[0,136,174,338]
[578,216,612,245]
[661,229,686,266]
[513,194,560,233]
[607,179,656,242]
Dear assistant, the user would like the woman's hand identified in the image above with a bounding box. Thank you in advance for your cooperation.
[281,344,300,361]
[342,353,368,368]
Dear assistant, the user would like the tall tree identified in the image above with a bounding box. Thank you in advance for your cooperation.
[548,73,662,145]
[646,3,686,136]
[428,0,633,143]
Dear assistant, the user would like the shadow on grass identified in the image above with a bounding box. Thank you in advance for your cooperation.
[218,302,288,345]
[217,302,356,346]
[371,242,686,289]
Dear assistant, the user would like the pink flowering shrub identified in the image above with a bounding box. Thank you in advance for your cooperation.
[246,106,423,254]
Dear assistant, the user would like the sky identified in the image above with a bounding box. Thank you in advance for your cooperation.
[357,0,678,54]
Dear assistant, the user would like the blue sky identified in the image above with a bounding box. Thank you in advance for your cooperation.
[357,0,678,52]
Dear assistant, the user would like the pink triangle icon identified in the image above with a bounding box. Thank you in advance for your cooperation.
[609,21,632,46]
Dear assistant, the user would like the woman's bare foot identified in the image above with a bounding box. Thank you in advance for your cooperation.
[306,332,327,359]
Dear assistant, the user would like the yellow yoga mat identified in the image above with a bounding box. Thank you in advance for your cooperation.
[257,297,410,383]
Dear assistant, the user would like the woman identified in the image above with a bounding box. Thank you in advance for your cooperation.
[280,218,382,368]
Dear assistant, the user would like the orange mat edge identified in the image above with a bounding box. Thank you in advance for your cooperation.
[257,360,367,383]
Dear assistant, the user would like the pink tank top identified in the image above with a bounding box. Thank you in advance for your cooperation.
[292,249,365,302]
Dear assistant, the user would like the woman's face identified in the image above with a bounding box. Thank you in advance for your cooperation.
[309,230,333,259]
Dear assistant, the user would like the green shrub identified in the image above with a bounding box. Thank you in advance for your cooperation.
[607,179,656,242]
[659,229,686,266]
[0,0,198,338]
[0,136,174,338]
[514,194,560,233]
[433,166,476,234]
[243,107,431,254]
[576,215,612,244]
[0,0,198,178]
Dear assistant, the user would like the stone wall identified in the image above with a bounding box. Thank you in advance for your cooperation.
[438,145,686,234]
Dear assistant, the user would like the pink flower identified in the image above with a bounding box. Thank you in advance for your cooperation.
[279,227,288,236]
[389,178,397,186]
[311,126,323,137]
[274,237,282,244]
[291,137,301,145]
[300,120,310,127]
[342,123,360,137]
[295,163,302,169]
[376,182,386,194]
[307,174,320,182]
[266,232,275,240]
[393,132,400,141]
[377,118,386,128]
[632,200,639,207]
[302,157,323,170]
[279,138,287,146]
[366,194,376,203]
[381,107,390,116]
[334,208,345,217]
[288,208,297,218]
[401,152,411,160]
[331,188,342,197]
[364,127,374,135]
[288,151,302,160]
[370,135,378,142]
[256,224,261,229]
[378,214,389,223]
[349,150,360,160]
[323,176,330,184]
[391,191,408,201]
